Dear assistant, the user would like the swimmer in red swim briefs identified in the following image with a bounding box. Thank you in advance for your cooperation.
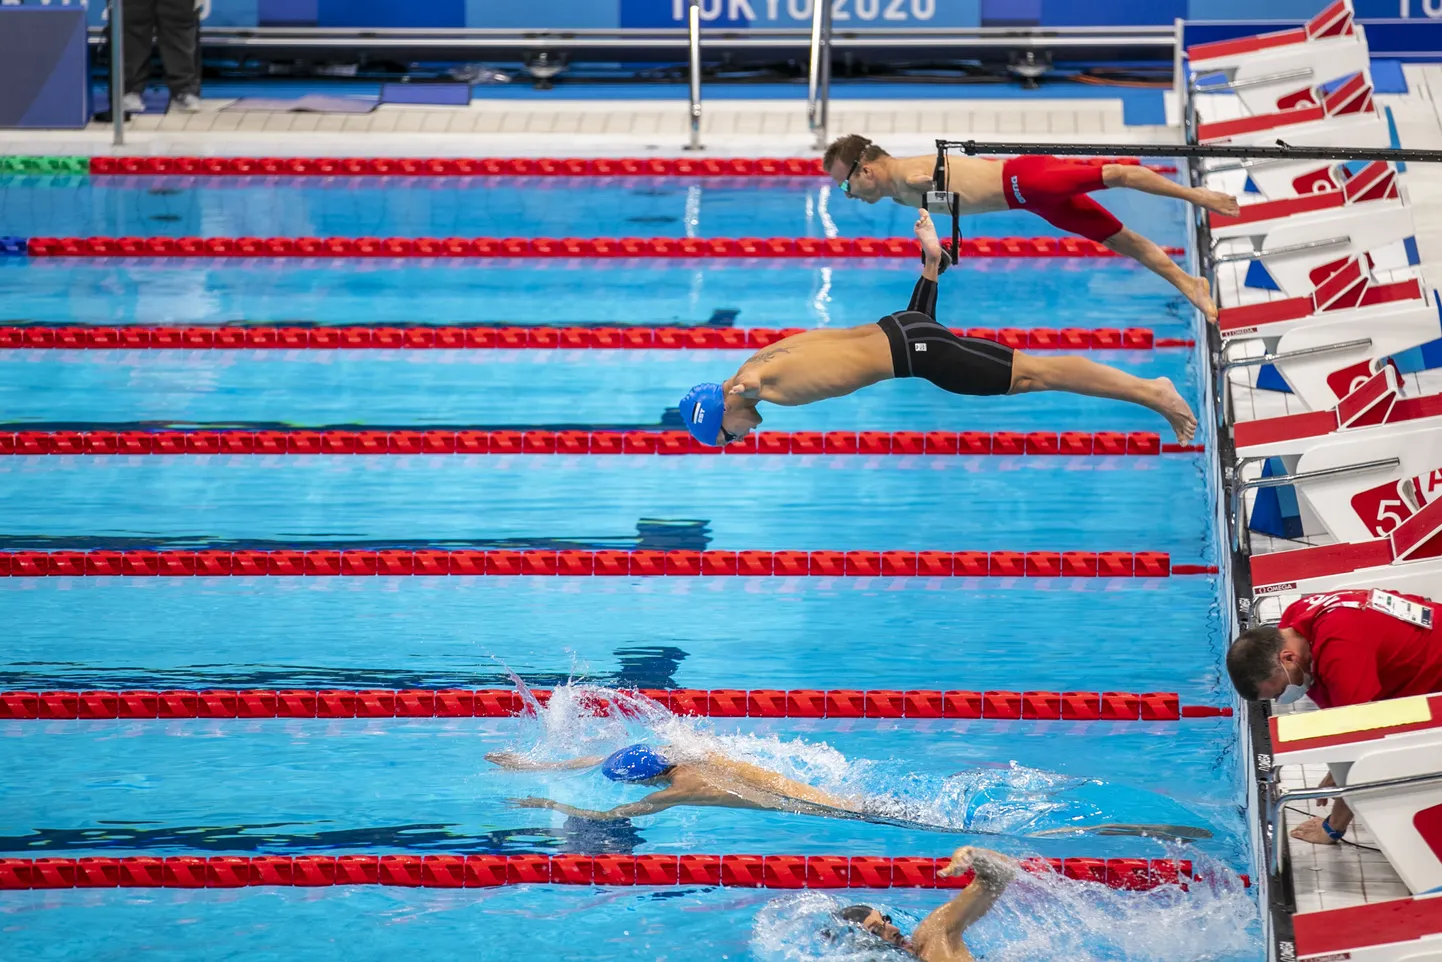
[823,134,1240,323]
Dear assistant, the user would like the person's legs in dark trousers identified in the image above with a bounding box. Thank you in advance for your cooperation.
[122,0,159,97]
[153,0,200,98]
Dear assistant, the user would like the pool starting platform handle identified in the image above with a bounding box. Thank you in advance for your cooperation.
[935,138,1442,165]
[927,143,963,261]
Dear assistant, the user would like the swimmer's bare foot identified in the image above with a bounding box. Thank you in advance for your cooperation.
[1193,188,1240,217]
[1152,376,1197,444]
[1290,816,1340,846]
[1183,274,1217,324]
[914,209,944,266]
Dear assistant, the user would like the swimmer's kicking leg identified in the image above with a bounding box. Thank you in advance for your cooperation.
[912,213,1198,444]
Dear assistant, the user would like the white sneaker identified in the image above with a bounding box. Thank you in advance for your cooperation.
[121,92,145,113]
[173,93,202,113]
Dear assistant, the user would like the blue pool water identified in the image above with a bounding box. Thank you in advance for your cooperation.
[0,173,1257,959]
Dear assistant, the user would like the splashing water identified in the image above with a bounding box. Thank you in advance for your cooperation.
[490,682,1211,839]
[750,851,1259,962]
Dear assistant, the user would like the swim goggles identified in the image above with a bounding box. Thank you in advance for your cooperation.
[841,155,863,197]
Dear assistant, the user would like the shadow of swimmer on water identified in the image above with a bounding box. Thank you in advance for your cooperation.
[483,682,1213,843]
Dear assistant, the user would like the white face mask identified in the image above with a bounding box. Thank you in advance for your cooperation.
[1275,661,1313,705]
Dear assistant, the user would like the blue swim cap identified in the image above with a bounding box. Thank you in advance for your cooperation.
[601,744,670,782]
[679,383,726,447]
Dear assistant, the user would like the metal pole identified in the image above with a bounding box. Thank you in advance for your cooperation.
[807,0,832,150]
[938,139,1442,164]
[685,0,702,151]
[110,0,125,146]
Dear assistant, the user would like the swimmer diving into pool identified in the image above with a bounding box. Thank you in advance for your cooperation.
[679,210,1197,445]
[486,743,1211,841]
[823,134,1238,323]
[832,846,1016,962]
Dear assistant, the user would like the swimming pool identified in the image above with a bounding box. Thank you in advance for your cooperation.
[0,170,1258,960]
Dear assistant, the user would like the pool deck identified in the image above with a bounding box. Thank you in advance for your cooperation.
[1,94,1175,158]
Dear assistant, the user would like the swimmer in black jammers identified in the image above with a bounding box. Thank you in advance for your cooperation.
[678,210,1196,445]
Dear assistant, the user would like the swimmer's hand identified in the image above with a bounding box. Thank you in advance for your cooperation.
[728,380,762,400]
[506,796,557,810]
[486,752,608,771]
[485,751,532,769]
[938,846,976,878]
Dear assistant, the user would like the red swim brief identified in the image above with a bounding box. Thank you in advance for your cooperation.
[999,155,1123,243]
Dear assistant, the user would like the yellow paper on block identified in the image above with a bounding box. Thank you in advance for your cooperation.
[1276,695,1433,743]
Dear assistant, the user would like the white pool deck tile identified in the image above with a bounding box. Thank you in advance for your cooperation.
[2,95,1176,158]
[1214,62,1442,914]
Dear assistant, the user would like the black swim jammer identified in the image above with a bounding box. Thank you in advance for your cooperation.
[877,276,1015,397]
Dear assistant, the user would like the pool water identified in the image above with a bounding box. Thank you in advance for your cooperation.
[0,172,1258,960]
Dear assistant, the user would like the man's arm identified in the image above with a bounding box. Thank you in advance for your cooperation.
[912,848,1016,954]
[508,789,683,821]
[485,751,608,772]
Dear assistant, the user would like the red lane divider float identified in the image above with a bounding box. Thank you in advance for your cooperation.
[0,688,1232,721]
[0,325,1191,352]
[0,550,1218,578]
[0,429,1202,457]
[86,155,1178,177]
[0,853,1239,891]
[21,235,1183,259]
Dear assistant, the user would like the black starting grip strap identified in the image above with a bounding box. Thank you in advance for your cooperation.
[932,145,961,274]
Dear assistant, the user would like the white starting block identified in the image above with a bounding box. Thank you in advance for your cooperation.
[1234,366,1442,545]
[1211,161,1417,297]
[1250,493,1442,597]
[1218,256,1438,411]
[1272,694,1442,896]
[1198,71,1388,154]
[1188,0,1370,117]
[1295,893,1442,962]
[1230,366,1442,546]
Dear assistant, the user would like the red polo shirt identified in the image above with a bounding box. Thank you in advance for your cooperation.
[1279,590,1442,709]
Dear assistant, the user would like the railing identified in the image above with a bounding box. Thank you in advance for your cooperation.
[109,0,125,146]
[806,0,833,152]
[686,0,702,151]
[1267,769,1442,878]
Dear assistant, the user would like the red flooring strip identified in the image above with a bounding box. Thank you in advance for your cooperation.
[0,853,1238,891]
[0,688,1232,721]
[0,430,1196,458]
[22,235,1183,259]
[86,155,1178,177]
[0,550,1206,578]
[0,325,1182,352]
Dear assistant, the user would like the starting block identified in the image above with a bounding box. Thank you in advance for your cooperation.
[1249,492,1442,597]
[1188,0,1369,117]
[1273,694,1442,896]
[1218,255,1438,411]
[1294,893,1442,962]
[1210,160,1417,298]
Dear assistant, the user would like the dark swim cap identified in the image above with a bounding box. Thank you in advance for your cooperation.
[601,744,670,782]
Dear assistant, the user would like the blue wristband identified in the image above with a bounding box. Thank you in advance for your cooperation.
[1322,816,1345,841]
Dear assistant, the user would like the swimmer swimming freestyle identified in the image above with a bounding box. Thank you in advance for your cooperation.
[679,210,1197,446]
[823,134,1238,323]
[487,742,1211,842]
[832,846,1016,962]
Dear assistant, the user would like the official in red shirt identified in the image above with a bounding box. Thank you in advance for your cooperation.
[1227,588,1442,845]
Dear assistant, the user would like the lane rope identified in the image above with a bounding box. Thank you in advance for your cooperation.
[0,325,1190,352]
[13,154,1173,177]
[0,688,1232,721]
[0,429,1202,457]
[0,550,1216,578]
[0,853,1241,891]
[10,236,1182,259]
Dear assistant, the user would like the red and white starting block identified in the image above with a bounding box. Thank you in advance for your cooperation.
[1272,693,1442,896]
[1295,893,1442,962]
[1187,0,1369,117]
[1210,162,1417,297]
[1249,492,1442,597]
[1232,366,1442,546]
[1199,71,1388,156]
[1218,255,1437,411]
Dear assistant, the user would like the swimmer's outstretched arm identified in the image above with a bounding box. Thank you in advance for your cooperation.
[485,752,608,772]
[508,790,683,821]
[912,848,1016,956]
